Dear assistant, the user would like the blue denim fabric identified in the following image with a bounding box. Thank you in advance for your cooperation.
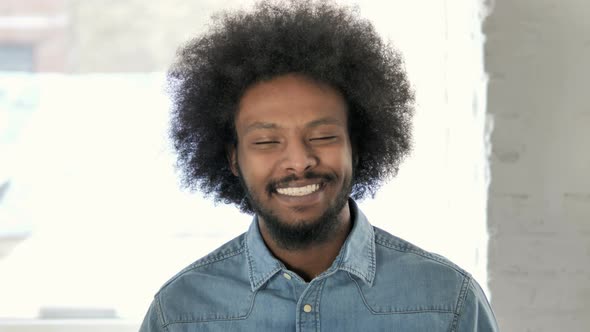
[140,200,498,331]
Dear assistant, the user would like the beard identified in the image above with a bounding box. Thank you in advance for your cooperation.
[238,169,352,250]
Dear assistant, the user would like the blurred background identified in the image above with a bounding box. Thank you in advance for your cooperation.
[0,1,588,331]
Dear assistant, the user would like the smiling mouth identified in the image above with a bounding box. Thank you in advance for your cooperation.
[276,184,321,196]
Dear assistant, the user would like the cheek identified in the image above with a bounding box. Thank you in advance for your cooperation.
[325,146,353,171]
[237,149,276,184]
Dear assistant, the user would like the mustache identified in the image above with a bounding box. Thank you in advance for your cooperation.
[266,171,336,193]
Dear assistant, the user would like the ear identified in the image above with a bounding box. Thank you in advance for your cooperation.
[227,145,239,176]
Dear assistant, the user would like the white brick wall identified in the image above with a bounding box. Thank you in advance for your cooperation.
[485,0,590,330]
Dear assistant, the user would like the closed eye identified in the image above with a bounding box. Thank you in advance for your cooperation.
[254,141,279,145]
[310,136,337,141]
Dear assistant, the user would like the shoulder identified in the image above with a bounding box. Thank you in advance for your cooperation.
[161,232,248,290]
[357,226,498,330]
[373,226,470,278]
[152,233,255,325]
[360,226,474,314]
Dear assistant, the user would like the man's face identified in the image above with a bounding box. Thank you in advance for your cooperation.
[231,74,353,249]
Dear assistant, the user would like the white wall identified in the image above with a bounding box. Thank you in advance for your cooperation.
[485,0,590,330]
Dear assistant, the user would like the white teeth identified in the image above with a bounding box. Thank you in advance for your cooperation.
[276,184,320,196]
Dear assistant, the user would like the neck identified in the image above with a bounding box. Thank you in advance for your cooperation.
[258,202,352,282]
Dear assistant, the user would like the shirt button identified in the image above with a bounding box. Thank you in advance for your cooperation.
[283,273,292,280]
[303,304,312,313]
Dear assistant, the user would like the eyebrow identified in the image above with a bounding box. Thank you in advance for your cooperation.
[243,122,280,134]
[243,116,344,135]
[307,117,344,128]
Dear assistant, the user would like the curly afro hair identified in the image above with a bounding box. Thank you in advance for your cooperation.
[168,0,414,213]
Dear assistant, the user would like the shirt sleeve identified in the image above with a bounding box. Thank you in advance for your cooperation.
[455,278,500,332]
[139,295,167,332]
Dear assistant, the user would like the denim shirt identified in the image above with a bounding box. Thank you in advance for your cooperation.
[140,200,498,331]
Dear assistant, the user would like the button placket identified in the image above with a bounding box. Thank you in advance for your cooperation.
[297,279,325,331]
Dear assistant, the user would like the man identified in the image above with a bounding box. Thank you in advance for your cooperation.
[140,1,498,331]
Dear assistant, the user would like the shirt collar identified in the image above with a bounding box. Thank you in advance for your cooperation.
[245,215,284,291]
[245,199,376,291]
[335,199,376,286]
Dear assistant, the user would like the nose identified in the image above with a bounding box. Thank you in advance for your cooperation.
[281,139,318,174]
